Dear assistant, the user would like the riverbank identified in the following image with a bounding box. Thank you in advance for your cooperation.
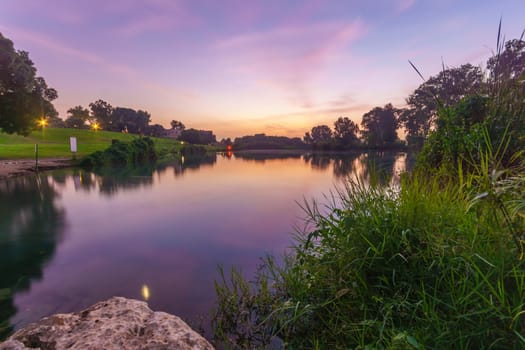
[0,158,74,180]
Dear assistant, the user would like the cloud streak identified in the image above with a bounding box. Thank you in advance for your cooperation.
[216,19,367,109]
[1,25,134,75]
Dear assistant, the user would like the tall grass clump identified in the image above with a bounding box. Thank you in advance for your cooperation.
[212,171,525,349]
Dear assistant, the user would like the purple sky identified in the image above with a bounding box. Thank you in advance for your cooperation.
[1,0,524,139]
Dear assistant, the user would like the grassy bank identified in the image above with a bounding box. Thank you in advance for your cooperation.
[212,168,525,349]
[0,128,184,159]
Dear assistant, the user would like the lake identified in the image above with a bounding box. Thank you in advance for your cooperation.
[0,151,410,340]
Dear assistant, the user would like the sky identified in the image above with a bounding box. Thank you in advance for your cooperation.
[1,0,524,139]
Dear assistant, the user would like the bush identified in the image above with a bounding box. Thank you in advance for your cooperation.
[80,137,157,168]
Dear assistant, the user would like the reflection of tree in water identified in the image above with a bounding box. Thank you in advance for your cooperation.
[53,166,156,197]
[301,152,407,183]
[332,154,360,179]
[233,151,302,163]
[94,166,155,196]
[173,153,217,177]
[358,152,407,186]
[303,153,331,171]
[0,176,66,339]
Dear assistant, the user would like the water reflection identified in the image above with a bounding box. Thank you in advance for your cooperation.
[174,152,217,177]
[0,176,66,338]
[0,151,409,341]
[234,150,302,163]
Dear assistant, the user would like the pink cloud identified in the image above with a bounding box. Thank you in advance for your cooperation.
[1,25,134,75]
[216,19,367,109]
[396,0,416,13]
[110,0,203,37]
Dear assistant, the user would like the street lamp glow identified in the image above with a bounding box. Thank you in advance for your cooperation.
[91,122,100,131]
[38,118,48,128]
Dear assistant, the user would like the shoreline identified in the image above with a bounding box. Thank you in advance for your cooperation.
[0,158,75,180]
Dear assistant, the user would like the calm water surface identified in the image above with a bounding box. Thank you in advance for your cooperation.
[0,151,409,339]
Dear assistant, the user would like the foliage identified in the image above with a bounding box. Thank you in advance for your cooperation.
[360,103,400,148]
[64,105,91,129]
[80,137,157,168]
[418,32,525,173]
[233,134,305,150]
[0,32,58,135]
[333,117,360,148]
[89,99,114,130]
[401,64,485,139]
[170,120,185,131]
[304,125,333,149]
[485,36,525,163]
[179,128,217,145]
[417,95,489,172]
[110,107,151,134]
[487,38,525,83]
[146,124,167,137]
[212,171,525,349]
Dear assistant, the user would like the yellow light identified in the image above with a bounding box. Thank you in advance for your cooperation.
[91,122,100,131]
[38,118,48,128]
[180,141,185,145]
[141,284,150,301]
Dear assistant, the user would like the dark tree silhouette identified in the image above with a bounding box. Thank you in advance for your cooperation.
[487,38,525,83]
[0,33,58,135]
[401,64,485,138]
[146,124,166,137]
[360,104,399,148]
[89,99,114,130]
[333,117,359,147]
[111,107,151,134]
[179,128,216,144]
[64,105,90,129]
[170,120,185,131]
[304,125,332,148]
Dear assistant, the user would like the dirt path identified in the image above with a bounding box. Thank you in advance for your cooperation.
[0,158,74,180]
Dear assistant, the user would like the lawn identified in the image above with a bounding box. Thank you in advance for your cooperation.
[0,128,183,159]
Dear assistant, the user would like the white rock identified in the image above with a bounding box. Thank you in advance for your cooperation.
[0,297,214,350]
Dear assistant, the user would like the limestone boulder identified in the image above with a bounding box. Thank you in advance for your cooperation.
[0,296,214,350]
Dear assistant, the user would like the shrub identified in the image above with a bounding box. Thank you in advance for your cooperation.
[80,137,157,168]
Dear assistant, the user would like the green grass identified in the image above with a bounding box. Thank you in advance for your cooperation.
[0,128,184,159]
[212,170,525,349]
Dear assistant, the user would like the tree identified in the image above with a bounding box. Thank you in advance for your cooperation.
[333,117,359,147]
[485,37,525,158]
[304,125,332,147]
[170,120,185,131]
[65,106,90,128]
[111,107,151,134]
[360,103,399,148]
[89,99,114,130]
[487,38,525,83]
[146,124,166,137]
[179,128,217,144]
[0,32,58,135]
[402,64,485,138]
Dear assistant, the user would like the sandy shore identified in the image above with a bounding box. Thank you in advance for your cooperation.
[0,158,74,180]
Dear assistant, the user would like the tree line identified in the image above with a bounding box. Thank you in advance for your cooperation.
[1,30,523,153]
[304,38,524,150]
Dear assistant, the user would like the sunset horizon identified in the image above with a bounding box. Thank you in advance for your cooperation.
[1,0,524,139]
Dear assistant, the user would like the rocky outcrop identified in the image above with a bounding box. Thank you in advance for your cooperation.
[0,297,214,350]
